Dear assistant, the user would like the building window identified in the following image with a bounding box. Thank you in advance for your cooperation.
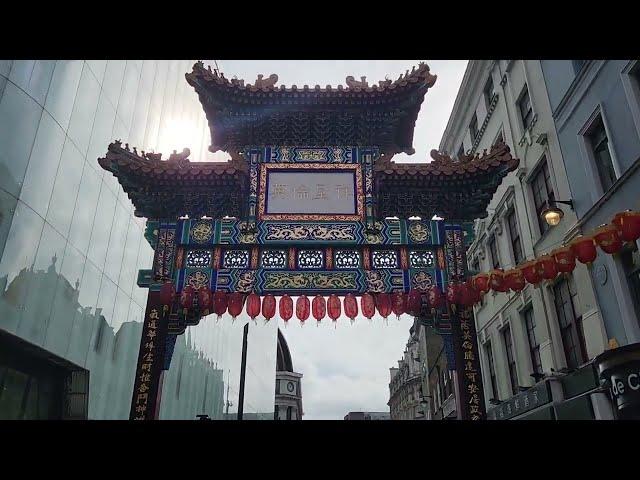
[503,325,518,396]
[286,406,292,420]
[484,76,494,109]
[553,277,588,369]
[524,307,543,378]
[471,258,480,274]
[485,342,499,400]
[494,131,504,146]
[621,250,640,323]
[457,144,465,160]
[588,117,617,192]
[275,405,279,420]
[518,85,534,131]
[531,158,555,235]
[506,210,524,265]
[488,236,500,269]
[469,113,479,141]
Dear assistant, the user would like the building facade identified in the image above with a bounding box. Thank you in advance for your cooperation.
[540,60,640,346]
[0,60,277,420]
[440,60,611,419]
[388,328,425,420]
[275,329,303,420]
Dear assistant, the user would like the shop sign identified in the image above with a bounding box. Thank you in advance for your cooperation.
[487,381,551,420]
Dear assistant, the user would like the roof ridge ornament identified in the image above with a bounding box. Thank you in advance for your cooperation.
[346,76,369,89]
[252,73,278,88]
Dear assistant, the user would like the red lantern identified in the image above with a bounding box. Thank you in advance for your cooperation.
[464,279,481,305]
[391,291,406,319]
[520,261,542,285]
[376,293,392,319]
[472,273,490,295]
[180,285,195,315]
[504,269,525,292]
[296,295,310,324]
[406,289,423,317]
[262,294,276,321]
[344,294,359,322]
[613,210,640,242]
[159,282,175,313]
[552,246,576,274]
[328,294,341,323]
[446,283,461,304]
[246,292,261,320]
[279,294,293,323]
[593,224,623,255]
[228,292,244,319]
[361,293,376,320]
[489,269,508,293]
[198,288,213,316]
[570,235,597,265]
[312,295,326,323]
[427,286,445,314]
[213,291,228,319]
[537,255,558,281]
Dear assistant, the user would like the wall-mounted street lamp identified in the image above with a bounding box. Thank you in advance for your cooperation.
[541,200,574,227]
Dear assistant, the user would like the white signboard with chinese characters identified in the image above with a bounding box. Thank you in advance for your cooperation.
[266,171,357,215]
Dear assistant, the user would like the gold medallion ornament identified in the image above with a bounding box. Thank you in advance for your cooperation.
[408,222,430,243]
[190,221,213,243]
[186,270,209,289]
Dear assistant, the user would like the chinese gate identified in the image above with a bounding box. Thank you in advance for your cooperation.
[98,61,519,420]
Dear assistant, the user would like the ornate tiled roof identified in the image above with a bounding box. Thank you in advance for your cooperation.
[374,141,519,220]
[98,141,249,219]
[186,61,437,156]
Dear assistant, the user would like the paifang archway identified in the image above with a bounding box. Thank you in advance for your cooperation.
[98,61,519,421]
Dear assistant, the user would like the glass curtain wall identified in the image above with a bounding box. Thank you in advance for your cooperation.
[0,60,277,419]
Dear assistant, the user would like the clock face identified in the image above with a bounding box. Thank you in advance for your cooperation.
[286,382,295,393]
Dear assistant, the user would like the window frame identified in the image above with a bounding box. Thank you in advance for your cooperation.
[530,156,555,236]
[553,276,588,369]
[502,324,519,396]
[517,85,534,132]
[506,208,524,265]
[484,75,495,110]
[488,235,500,270]
[523,306,543,378]
[469,112,479,141]
[587,116,617,193]
[485,341,499,400]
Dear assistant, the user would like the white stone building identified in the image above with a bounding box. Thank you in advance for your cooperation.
[388,328,425,420]
[439,60,611,419]
[274,329,303,420]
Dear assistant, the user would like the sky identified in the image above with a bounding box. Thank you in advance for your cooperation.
[215,60,468,419]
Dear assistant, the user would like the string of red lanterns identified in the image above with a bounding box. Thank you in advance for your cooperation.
[161,210,639,325]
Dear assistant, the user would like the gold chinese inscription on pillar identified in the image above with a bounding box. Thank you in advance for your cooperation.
[133,307,160,420]
[459,307,485,420]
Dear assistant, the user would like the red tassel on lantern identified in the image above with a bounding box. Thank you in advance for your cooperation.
[312,295,326,324]
[489,269,508,293]
[520,261,542,286]
[613,210,640,242]
[344,294,358,322]
[246,292,261,320]
[296,295,310,324]
[391,291,406,319]
[504,269,525,292]
[198,288,213,316]
[593,224,623,255]
[552,246,576,274]
[262,294,276,321]
[213,291,228,319]
[180,285,195,315]
[279,295,293,324]
[537,255,558,281]
[361,293,375,320]
[228,292,244,320]
[406,289,423,317]
[328,294,341,325]
[570,235,598,265]
[159,282,175,313]
[376,293,392,319]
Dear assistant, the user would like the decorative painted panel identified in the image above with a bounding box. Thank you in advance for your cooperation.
[185,249,212,268]
[222,249,250,269]
[262,146,360,164]
[261,249,287,269]
[409,250,435,269]
[334,250,360,269]
[372,250,398,269]
[297,250,324,269]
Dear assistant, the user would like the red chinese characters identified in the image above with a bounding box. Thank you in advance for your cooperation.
[552,246,576,274]
[279,294,293,323]
[296,295,310,324]
[312,295,326,323]
[343,294,359,322]
[262,294,276,321]
[328,294,341,324]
